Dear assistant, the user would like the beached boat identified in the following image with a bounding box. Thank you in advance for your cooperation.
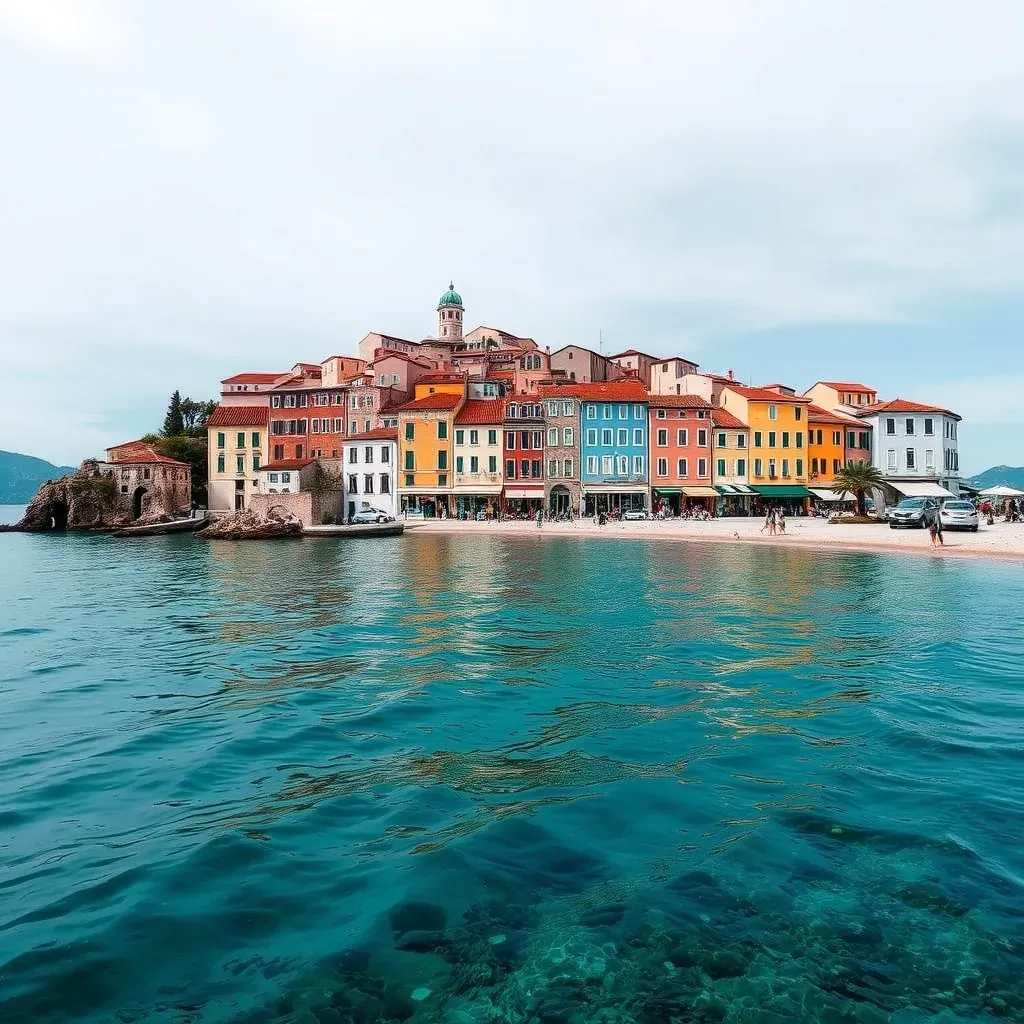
[303,522,404,539]
[112,516,206,538]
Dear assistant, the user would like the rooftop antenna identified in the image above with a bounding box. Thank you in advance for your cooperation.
[599,328,603,355]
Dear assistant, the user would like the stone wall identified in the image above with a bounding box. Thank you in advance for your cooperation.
[102,462,191,519]
[249,489,343,527]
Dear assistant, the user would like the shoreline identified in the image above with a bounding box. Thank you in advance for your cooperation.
[404,517,1024,563]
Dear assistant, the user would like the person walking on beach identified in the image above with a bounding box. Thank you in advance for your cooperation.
[536,508,543,529]
[777,510,786,534]
[928,506,944,547]
[761,507,774,535]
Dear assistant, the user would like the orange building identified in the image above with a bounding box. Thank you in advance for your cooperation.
[396,392,464,517]
[806,405,850,486]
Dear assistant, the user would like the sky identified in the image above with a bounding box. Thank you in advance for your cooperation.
[1,0,1023,475]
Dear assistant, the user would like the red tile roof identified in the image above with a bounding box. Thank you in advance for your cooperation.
[858,398,960,419]
[368,351,434,369]
[455,399,506,425]
[393,393,463,412]
[537,380,649,402]
[106,441,190,466]
[711,409,748,430]
[259,459,313,471]
[724,384,810,403]
[815,381,876,393]
[206,405,269,427]
[807,404,856,427]
[348,427,399,441]
[222,371,285,384]
[417,372,467,383]
[648,394,712,409]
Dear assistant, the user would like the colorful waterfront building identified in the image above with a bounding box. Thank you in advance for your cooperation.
[648,395,716,515]
[806,404,855,492]
[395,391,464,517]
[503,397,546,516]
[206,405,269,513]
[718,384,812,509]
[453,399,505,518]
[577,380,650,515]
[343,428,398,521]
[711,408,754,514]
[539,388,580,516]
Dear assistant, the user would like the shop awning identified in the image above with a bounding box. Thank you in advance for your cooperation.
[681,486,719,498]
[809,487,854,502]
[752,485,814,498]
[504,487,543,498]
[582,484,649,494]
[735,484,756,494]
[454,486,502,495]
[891,481,955,499]
[652,487,682,495]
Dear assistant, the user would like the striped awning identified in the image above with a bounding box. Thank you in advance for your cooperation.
[681,486,719,498]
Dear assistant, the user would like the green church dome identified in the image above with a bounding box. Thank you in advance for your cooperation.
[437,282,463,308]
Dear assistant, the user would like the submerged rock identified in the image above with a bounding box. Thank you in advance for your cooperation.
[390,899,447,938]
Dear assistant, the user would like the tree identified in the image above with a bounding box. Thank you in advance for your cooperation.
[180,398,216,432]
[833,461,886,516]
[163,390,184,436]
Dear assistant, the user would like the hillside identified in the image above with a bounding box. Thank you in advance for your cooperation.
[967,465,1024,491]
[0,451,77,504]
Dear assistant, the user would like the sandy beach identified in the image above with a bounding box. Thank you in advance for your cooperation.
[405,515,1024,562]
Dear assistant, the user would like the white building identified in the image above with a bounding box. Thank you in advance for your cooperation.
[856,399,962,506]
[342,429,398,521]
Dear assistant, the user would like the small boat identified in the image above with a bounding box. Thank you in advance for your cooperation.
[303,522,404,538]
[112,516,206,538]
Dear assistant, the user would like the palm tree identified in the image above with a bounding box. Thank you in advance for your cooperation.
[833,461,885,516]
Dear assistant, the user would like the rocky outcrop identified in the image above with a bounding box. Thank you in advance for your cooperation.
[0,461,131,532]
[195,507,302,540]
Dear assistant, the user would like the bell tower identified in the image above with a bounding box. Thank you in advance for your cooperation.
[436,281,464,341]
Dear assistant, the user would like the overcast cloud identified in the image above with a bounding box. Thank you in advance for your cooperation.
[1,0,1023,471]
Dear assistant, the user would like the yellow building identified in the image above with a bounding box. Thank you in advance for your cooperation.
[206,405,269,513]
[718,385,812,506]
[396,391,464,517]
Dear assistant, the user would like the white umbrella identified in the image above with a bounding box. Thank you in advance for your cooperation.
[978,485,1024,497]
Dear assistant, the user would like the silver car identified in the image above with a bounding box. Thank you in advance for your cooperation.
[939,499,979,532]
[888,497,939,528]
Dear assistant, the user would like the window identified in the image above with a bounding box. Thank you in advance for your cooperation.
[268,472,278,483]
[678,428,688,447]
[795,432,803,449]
[548,428,558,446]
[768,458,777,477]
[251,432,260,448]
[697,429,708,447]
[348,474,358,493]
[217,432,225,449]
[506,459,516,478]
[602,405,612,419]
[657,457,668,476]
[633,405,644,419]
[602,428,613,445]
[438,450,448,470]
[678,458,688,476]
[616,455,628,475]
[925,449,935,470]
[602,455,613,475]
[562,402,573,416]
[586,456,598,475]
[796,458,803,477]
[533,431,542,449]
[404,451,414,470]
[470,430,479,446]
[252,454,260,470]
[521,459,530,477]
[438,421,448,440]
[736,458,746,477]
[532,459,542,478]
[405,422,414,440]
[886,418,896,435]
[716,458,726,477]
[754,458,763,477]
[924,418,934,435]
[456,456,464,473]
[698,458,708,478]
[657,428,668,446]
[586,428,597,446]
[520,430,531,450]
[563,427,574,446]
[236,456,244,473]
[348,447,358,464]
[455,429,465,445]
[586,405,596,419]
[364,446,373,463]
[781,432,790,448]
[273,444,284,461]
[633,428,644,446]
[754,431,762,448]
[549,458,558,477]
[633,455,644,475]
[859,432,870,450]
[906,448,915,469]
[506,431,516,450]
[547,401,558,416]
[769,405,778,420]
[832,459,841,475]
[717,432,727,448]
[437,474,447,487]
[768,431,777,447]
[905,418,915,435]
[363,474,374,494]
[468,456,478,473]
[657,409,667,419]
[378,474,389,493]
[812,457,819,475]
[887,449,897,470]
[281,472,291,483]
[216,454,225,473]
[616,428,627,446]
[618,404,628,419]
[794,406,802,421]
[271,396,280,408]
[736,434,746,449]
[815,429,823,445]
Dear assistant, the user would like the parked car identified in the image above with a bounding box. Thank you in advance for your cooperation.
[888,497,939,529]
[939,499,979,532]
[351,507,395,524]
[622,509,648,521]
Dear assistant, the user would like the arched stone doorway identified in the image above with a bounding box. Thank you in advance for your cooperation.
[550,485,570,515]
[50,499,68,530]
[132,486,148,519]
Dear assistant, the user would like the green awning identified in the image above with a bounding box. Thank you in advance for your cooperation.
[652,487,681,494]
[752,485,813,498]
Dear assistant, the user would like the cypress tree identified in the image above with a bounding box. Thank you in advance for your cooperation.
[163,390,184,436]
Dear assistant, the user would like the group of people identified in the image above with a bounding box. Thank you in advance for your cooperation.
[979,497,1024,523]
[760,507,787,535]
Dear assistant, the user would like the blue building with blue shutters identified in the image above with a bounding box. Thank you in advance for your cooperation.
[578,382,649,514]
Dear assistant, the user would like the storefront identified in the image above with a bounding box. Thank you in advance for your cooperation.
[582,486,649,517]
[715,484,755,516]
[808,487,856,513]
[454,490,501,520]
[651,487,681,516]
[548,484,575,516]
[400,492,453,518]
[681,485,719,515]
[503,485,544,518]
[752,484,814,515]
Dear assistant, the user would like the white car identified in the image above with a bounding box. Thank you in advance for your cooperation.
[939,499,979,532]
[351,507,395,525]
[622,509,648,521]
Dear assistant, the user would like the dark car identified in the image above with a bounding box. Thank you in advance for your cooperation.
[888,497,939,529]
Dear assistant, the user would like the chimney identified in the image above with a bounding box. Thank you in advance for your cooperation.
[727,369,734,381]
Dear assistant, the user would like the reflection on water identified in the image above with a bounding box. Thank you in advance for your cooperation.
[0,531,1022,1022]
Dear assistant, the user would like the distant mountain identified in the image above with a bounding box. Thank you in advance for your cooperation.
[966,465,1024,490]
[0,451,77,503]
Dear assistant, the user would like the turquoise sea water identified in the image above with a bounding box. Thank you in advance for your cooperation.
[1,531,1022,1023]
